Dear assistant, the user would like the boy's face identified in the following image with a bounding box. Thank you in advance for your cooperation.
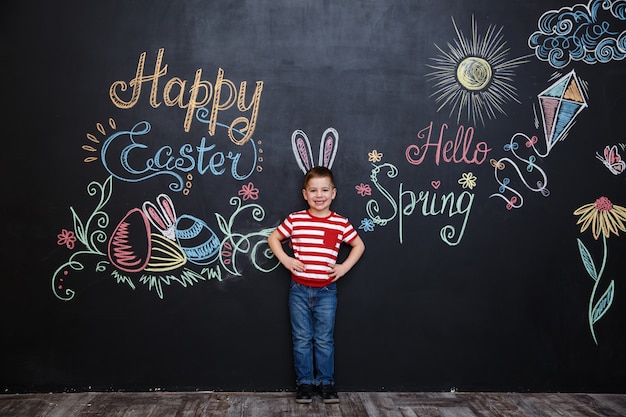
[302,175,336,217]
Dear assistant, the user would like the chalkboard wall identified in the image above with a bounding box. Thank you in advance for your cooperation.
[2,0,626,393]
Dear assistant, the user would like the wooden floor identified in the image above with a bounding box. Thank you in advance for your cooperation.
[0,391,625,417]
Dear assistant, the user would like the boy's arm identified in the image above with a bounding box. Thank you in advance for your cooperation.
[330,236,365,282]
[267,228,306,273]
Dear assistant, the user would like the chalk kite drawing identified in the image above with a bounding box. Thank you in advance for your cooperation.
[574,196,626,344]
[529,0,626,69]
[537,70,589,155]
[426,15,530,126]
[490,71,588,210]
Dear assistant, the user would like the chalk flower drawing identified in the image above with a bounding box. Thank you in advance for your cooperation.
[359,218,375,232]
[458,172,477,190]
[574,196,626,240]
[355,183,372,197]
[57,229,77,250]
[573,196,626,344]
[238,182,259,201]
[368,150,383,163]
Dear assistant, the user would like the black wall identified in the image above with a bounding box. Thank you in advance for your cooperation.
[2,0,626,393]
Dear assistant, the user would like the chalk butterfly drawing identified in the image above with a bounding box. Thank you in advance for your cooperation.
[596,145,626,175]
[291,128,339,173]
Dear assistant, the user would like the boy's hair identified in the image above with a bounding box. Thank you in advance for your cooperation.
[303,166,335,189]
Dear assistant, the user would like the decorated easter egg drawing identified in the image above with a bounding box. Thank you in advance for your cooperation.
[175,214,220,265]
[108,208,151,273]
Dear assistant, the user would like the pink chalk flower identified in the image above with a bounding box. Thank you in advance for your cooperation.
[57,229,77,249]
[355,183,372,196]
[238,182,259,201]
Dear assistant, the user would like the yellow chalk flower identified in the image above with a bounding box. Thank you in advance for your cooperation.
[574,196,626,240]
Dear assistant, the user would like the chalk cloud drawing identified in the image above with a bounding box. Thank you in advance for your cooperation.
[529,0,626,69]
[574,196,626,344]
[426,15,531,126]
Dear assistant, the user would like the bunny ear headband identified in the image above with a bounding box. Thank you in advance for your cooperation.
[291,128,339,174]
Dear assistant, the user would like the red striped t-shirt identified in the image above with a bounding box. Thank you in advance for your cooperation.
[276,210,358,287]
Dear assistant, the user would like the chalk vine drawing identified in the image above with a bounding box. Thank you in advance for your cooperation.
[490,70,589,210]
[426,15,531,126]
[528,0,626,69]
[596,143,626,175]
[574,196,626,344]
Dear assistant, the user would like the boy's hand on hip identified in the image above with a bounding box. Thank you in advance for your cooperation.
[284,257,306,273]
[329,263,349,282]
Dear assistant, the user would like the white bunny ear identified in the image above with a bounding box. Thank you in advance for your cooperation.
[142,194,177,241]
[291,130,315,174]
[319,128,339,169]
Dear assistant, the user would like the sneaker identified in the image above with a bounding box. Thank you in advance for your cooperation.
[295,384,314,404]
[319,383,339,404]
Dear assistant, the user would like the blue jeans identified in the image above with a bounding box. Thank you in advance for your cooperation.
[289,280,337,386]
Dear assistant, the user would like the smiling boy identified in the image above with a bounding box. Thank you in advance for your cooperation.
[268,166,365,404]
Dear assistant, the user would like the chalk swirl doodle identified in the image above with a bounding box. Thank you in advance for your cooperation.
[529,0,626,68]
[216,196,280,276]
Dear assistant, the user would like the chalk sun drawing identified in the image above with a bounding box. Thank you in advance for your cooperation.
[426,15,531,126]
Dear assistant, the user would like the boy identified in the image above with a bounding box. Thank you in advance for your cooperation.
[267,166,365,404]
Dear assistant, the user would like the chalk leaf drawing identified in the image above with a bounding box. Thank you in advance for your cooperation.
[574,196,626,344]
